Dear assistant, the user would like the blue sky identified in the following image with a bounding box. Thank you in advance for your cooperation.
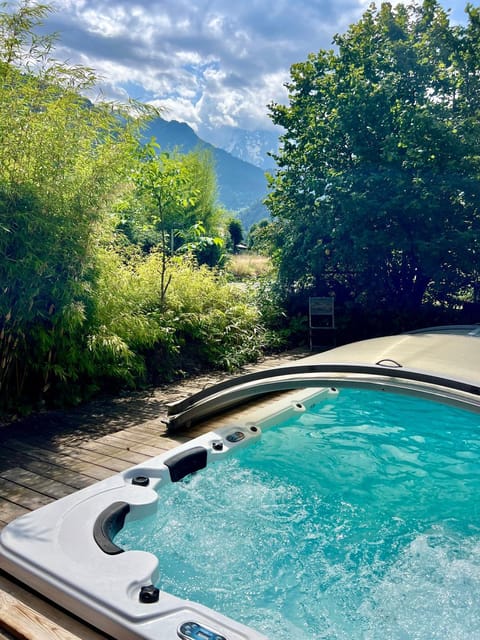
[43,0,470,141]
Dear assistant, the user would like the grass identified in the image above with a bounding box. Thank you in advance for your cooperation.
[227,253,272,280]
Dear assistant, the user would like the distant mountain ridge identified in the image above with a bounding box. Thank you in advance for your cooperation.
[144,117,270,228]
[200,125,279,171]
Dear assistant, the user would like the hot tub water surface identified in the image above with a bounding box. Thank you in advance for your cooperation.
[114,388,480,639]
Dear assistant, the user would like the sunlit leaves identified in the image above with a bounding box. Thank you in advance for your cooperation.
[267,0,480,315]
[0,1,143,410]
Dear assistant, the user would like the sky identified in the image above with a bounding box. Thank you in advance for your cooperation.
[41,0,470,142]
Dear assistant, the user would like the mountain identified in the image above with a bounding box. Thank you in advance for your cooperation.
[198,125,279,171]
[144,117,270,227]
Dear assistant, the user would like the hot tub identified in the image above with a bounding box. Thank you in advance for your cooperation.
[0,421,268,640]
[2,327,480,639]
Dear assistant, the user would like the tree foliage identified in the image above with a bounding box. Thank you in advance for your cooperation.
[115,144,225,268]
[247,218,276,255]
[227,218,244,252]
[0,1,269,416]
[267,0,480,319]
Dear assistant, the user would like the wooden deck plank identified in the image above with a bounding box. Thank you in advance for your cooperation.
[5,435,129,474]
[94,428,185,454]
[122,424,189,447]
[10,458,93,491]
[96,433,171,458]
[46,443,130,473]
[0,573,109,640]
[114,433,174,451]
[0,499,29,526]
[0,625,15,640]
[109,425,173,446]
[1,441,115,482]
[0,478,53,511]
[77,440,146,465]
[0,469,74,502]
[0,447,91,491]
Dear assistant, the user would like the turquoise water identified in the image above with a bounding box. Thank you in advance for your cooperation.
[114,388,480,639]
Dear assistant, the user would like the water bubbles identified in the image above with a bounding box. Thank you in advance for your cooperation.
[114,389,480,639]
[359,529,480,639]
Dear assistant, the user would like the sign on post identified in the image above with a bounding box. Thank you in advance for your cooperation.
[309,297,336,350]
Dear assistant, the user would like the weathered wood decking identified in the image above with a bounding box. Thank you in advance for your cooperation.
[0,414,191,531]
[0,350,307,639]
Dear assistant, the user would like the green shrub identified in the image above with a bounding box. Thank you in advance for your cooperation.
[83,249,268,391]
[166,258,266,371]
[84,247,175,386]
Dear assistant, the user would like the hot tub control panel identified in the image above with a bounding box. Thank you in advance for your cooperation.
[177,621,227,640]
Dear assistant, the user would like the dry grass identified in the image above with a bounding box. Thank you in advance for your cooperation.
[227,253,272,279]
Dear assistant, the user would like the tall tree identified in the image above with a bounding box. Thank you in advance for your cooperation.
[129,145,204,304]
[120,144,225,277]
[267,0,480,316]
[227,218,244,253]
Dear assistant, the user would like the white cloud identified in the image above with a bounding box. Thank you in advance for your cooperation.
[152,97,202,130]
[44,0,468,137]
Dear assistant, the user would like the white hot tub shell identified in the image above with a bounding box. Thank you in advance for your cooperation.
[0,424,269,640]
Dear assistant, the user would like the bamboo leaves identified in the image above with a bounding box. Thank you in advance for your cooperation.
[0,2,141,411]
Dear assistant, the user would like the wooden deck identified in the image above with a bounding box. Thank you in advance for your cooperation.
[0,350,307,639]
[0,413,192,531]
